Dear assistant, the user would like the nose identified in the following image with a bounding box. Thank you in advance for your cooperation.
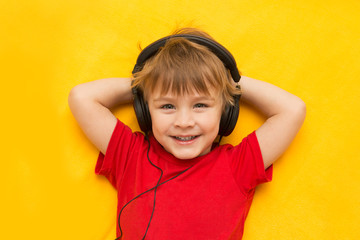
[174,109,195,128]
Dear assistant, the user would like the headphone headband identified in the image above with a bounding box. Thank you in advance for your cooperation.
[132,34,241,83]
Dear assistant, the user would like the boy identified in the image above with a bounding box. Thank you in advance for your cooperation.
[68,28,306,239]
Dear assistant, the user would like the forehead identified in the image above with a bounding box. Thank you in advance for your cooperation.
[148,82,220,99]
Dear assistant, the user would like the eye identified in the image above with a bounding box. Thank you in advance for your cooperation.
[194,103,207,108]
[160,104,175,109]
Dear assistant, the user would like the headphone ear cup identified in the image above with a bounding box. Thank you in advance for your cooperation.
[132,87,152,133]
[219,95,240,136]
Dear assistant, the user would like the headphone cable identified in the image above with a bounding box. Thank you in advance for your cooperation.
[141,135,163,240]
[116,135,193,240]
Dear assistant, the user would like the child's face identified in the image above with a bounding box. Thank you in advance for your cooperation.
[147,86,223,160]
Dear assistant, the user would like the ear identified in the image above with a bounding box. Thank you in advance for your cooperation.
[218,95,240,136]
[132,87,152,133]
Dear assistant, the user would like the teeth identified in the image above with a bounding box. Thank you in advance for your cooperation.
[175,136,196,141]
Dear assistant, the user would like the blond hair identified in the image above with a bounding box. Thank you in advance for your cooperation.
[132,28,241,109]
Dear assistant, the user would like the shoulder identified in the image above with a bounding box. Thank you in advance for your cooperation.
[104,119,148,155]
[215,132,264,171]
[217,131,260,155]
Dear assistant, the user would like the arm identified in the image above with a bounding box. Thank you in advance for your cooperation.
[240,76,306,169]
[68,78,132,154]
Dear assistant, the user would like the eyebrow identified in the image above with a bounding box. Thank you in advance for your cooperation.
[153,95,216,102]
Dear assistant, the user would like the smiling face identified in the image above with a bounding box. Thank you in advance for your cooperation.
[148,86,223,159]
[132,33,241,158]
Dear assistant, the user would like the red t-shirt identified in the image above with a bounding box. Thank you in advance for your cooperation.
[96,119,272,239]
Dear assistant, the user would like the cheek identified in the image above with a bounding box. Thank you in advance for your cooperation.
[150,112,172,134]
[200,112,222,131]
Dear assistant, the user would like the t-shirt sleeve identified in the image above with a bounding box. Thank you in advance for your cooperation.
[95,119,138,189]
[229,131,273,194]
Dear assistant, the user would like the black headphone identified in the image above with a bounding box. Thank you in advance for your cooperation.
[132,34,241,136]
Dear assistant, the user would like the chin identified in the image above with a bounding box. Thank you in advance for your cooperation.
[171,148,209,160]
[171,153,195,160]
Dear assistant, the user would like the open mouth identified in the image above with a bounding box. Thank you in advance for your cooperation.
[173,135,199,141]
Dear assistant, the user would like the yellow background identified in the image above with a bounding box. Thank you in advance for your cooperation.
[1,0,359,239]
